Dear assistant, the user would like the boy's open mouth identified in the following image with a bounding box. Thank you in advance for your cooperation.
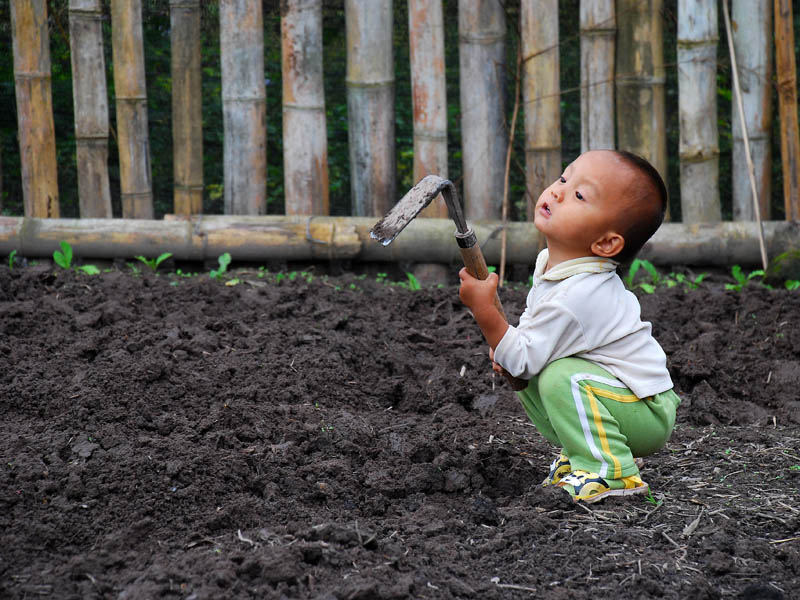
[542,202,551,215]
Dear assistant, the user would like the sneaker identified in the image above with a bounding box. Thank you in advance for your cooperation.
[542,453,572,487]
[557,470,649,504]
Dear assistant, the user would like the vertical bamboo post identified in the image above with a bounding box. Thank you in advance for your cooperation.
[170,0,203,216]
[459,0,507,220]
[580,0,616,152]
[731,0,772,221]
[10,0,60,218]
[220,0,267,215]
[111,0,153,219]
[345,0,395,217]
[774,0,800,220]
[282,0,329,216]
[408,0,448,219]
[677,0,719,223]
[69,0,112,218]
[521,0,560,220]
[615,0,667,190]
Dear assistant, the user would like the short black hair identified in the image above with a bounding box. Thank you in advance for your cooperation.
[609,150,668,265]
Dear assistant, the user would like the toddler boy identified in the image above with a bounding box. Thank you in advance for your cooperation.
[459,150,680,503]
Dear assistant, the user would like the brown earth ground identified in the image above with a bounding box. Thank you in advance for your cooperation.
[1,262,798,600]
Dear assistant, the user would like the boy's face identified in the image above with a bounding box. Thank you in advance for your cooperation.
[534,151,632,263]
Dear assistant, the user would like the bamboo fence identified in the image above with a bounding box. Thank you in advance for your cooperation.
[678,0,720,223]
[4,2,800,265]
[170,0,204,216]
[732,0,772,221]
[345,0,395,218]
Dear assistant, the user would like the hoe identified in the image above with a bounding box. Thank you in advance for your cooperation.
[370,175,528,391]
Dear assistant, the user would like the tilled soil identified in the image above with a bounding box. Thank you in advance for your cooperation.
[1,264,798,600]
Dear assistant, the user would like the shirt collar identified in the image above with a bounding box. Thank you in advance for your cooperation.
[534,248,619,281]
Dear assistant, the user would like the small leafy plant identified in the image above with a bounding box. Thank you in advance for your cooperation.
[135,252,172,273]
[643,489,663,507]
[623,258,659,293]
[785,280,800,291]
[210,252,232,280]
[725,265,766,291]
[405,272,422,291]
[8,250,17,269]
[53,241,99,275]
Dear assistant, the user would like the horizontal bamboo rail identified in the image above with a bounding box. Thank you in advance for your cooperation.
[1,216,797,268]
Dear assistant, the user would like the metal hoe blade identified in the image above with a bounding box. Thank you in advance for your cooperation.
[369,175,469,246]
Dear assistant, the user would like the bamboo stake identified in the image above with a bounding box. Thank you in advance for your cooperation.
[408,0,448,218]
[459,0,507,220]
[170,0,203,216]
[723,0,767,270]
[11,0,60,218]
[220,0,267,215]
[282,0,329,216]
[111,0,154,219]
[615,0,668,194]
[521,0,560,221]
[345,0,395,217]
[677,0,720,223]
[500,46,522,287]
[580,0,616,152]
[69,0,112,218]
[731,0,772,221]
[774,0,800,220]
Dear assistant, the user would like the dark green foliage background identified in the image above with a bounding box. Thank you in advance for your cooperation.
[0,0,797,220]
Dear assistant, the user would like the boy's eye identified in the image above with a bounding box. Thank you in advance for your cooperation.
[559,176,566,184]
[576,191,584,200]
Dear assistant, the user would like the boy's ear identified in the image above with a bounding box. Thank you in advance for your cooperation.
[591,231,625,258]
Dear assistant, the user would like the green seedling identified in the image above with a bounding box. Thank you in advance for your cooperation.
[134,252,172,273]
[8,250,17,269]
[210,252,231,280]
[785,280,800,291]
[376,272,388,283]
[670,272,708,291]
[405,272,422,291]
[623,258,660,293]
[725,265,765,291]
[53,241,100,275]
[643,489,663,507]
[53,241,73,269]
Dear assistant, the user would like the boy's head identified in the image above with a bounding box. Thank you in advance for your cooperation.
[533,150,667,265]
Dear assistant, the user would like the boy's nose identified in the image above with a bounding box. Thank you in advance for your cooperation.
[550,187,564,202]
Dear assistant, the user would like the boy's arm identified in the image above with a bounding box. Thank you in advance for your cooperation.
[458,268,509,349]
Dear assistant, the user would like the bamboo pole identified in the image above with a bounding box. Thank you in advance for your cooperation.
[459,0,507,220]
[677,0,719,223]
[345,0,395,217]
[10,0,60,218]
[580,0,616,152]
[282,0,329,216]
[0,215,796,268]
[615,0,667,190]
[220,0,267,215]
[774,0,800,220]
[170,0,204,216]
[731,0,772,221]
[723,0,768,270]
[521,0,560,221]
[111,0,154,219]
[408,0,448,219]
[69,0,112,218]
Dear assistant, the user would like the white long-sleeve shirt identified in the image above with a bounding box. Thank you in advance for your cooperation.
[494,250,674,399]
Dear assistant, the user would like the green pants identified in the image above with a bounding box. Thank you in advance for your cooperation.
[517,357,680,480]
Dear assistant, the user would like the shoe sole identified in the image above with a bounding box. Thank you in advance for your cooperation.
[574,482,650,504]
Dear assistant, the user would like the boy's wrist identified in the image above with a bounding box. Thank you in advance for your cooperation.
[471,305,509,349]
